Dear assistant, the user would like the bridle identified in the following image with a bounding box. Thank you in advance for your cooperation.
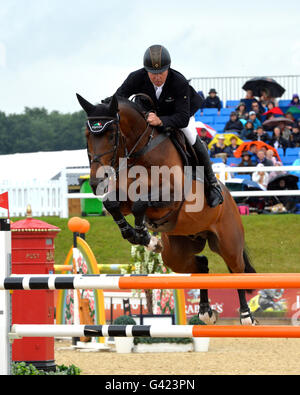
[86,113,155,174]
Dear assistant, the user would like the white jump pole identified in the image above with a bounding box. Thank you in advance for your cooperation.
[0,219,11,375]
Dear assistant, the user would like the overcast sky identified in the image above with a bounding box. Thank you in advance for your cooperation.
[1,0,300,114]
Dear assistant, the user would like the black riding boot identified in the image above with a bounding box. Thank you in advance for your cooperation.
[192,136,224,208]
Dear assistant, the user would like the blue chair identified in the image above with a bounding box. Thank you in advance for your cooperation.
[194,110,202,121]
[220,108,233,116]
[226,100,240,108]
[210,157,224,163]
[276,148,284,158]
[278,100,291,107]
[282,156,298,165]
[227,157,241,166]
[286,147,300,156]
[215,116,229,124]
[202,108,218,116]
[200,116,215,125]
[214,124,225,132]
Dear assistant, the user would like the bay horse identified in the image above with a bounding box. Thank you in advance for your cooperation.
[77,93,257,325]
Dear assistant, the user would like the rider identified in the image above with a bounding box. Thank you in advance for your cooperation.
[115,44,223,208]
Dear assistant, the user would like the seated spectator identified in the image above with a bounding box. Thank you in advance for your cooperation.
[290,126,300,147]
[241,90,260,112]
[210,135,227,157]
[235,102,248,120]
[253,126,269,143]
[248,111,262,130]
[202,89,222,111]
[285,112,297,128]
[249,143,258,164]
[240,120,255,140]
[224,112,243,133]
[259,88,277,107]
[198,128,212,147]
[238,151,254,173]
[251,101,264,120]
[278,121,291,141]
[270,127,289,150]
[256,149,273,166]
[225,136,240,157]
[265,149,277,165]
[252,164,269,190]
[290,94,300,107]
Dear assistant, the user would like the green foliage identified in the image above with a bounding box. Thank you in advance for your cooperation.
[134,337,192,345]
[0,108,86,154]
[188,315,206,325]
[113,315,137,325]
[12,362,81,375]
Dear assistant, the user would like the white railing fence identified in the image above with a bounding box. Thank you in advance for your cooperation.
[0,166,299,218]
[190,75,300,105]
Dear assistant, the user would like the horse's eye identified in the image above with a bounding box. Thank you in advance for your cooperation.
[109,133,115,142]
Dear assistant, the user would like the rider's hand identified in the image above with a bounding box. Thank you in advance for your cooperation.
[147,112,163,127]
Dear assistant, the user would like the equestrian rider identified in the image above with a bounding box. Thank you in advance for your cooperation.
[115,44,223,208]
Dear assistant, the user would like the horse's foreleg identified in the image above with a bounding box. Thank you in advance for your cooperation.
[103,195,137,244]
[131,199,163,253]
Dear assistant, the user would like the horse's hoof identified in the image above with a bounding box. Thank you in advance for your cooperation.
[240,310,258,326]
[199,308,218,325]
[146,236,163,253]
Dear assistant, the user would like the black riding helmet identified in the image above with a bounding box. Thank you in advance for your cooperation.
[143,45,171,74]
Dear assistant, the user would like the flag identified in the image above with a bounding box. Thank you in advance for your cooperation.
[195,121,217,139]
[0,192,9,218]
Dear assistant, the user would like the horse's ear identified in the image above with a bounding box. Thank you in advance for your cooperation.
[109,94,119,115]
[76,93,96,115]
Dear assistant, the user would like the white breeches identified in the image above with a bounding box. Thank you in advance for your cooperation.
[181,117,198,145]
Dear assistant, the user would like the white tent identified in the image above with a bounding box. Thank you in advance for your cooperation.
[0,150,89,182]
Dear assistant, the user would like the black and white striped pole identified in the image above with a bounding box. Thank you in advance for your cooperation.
[0,219,11,375]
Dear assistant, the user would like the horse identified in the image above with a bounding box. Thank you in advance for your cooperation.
[77,93,257,325]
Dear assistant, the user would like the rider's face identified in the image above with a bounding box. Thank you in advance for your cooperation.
[148,70,169,87]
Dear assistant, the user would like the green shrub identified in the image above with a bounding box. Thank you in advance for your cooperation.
[12,362,81,375]
[113,315,137,325]
[188,315,206,325]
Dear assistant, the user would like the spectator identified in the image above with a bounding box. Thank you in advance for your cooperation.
[224,112,243,133]
[225,136,240,157]
[265,149,277,165]
[238,151,254,173]
[290,126,300,147]
[198,128,212,147]
[252,164,269,190]
[254,126,269,143]
[236,102,248,120]
[202,89,222,111]
[270,127,289,150]
[285,112,297,128]
[251,101,264,120]
[256,149,274,166]
[210,135,227,158]
[248,111,262,130]
[241,90,260,112]
[249,143,258,164]
[278,121,291,141]
[290,94,300,107]
[240,120,255,140]
[259,88,277,107]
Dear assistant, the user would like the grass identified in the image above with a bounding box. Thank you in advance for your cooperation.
[12,214,300,273]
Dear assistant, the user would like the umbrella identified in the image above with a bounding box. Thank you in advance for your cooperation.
[262,117,294,129]
[286,106,300,115]
[242,77,285,98]
[195,121,217,139]
[208,133,243,149]
[267,174,299,190]
[262,108,284,116]
[234,141,281,161]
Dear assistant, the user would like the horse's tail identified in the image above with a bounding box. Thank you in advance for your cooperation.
[243,245,256,293]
